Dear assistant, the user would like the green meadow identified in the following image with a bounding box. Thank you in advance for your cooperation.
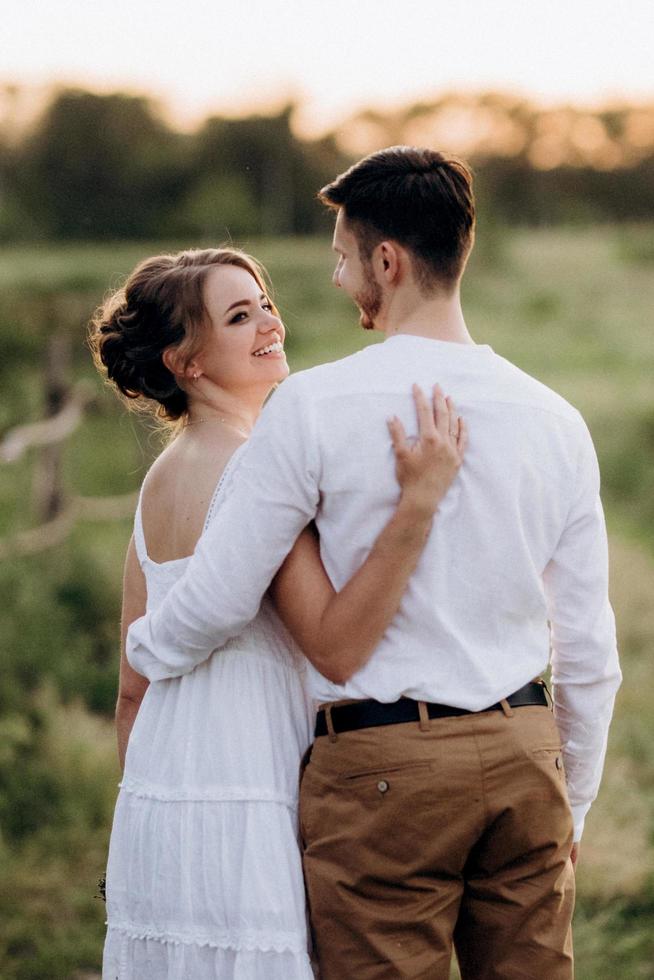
[1,225,653,978]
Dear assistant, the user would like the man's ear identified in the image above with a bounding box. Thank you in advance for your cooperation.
[375,241,401,284]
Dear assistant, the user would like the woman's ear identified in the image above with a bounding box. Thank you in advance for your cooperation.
[163,347,201,381]
[162,346,181,377]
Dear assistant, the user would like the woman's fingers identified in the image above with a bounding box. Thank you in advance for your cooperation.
[432,385,450,439]
[412,384,437,439]
[387,415,408,455]
[398,383,467,459]
[445,396,459,440]
[457,417,468,456]
[438,388,460,445]
[391,385,467,510]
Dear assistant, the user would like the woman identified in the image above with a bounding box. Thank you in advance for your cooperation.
[91,247,466,979]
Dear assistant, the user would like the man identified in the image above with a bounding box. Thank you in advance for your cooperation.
[128,146,621,978]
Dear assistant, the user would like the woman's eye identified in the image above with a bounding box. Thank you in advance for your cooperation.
[262,301,273,312]
[229,311,247,323]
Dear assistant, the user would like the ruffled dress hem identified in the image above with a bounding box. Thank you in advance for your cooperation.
[106,922,308,954]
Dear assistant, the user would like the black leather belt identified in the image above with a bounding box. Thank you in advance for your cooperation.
[314,681,548,738]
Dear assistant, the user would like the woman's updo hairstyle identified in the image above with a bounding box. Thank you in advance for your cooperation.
[89,247,275,423]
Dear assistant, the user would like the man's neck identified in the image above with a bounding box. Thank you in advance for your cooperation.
[381,287,475,345]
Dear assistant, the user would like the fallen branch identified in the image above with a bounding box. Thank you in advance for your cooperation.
[0,381,96,463]
[0,492,138,560]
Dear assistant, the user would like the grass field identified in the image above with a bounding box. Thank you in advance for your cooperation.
[1,226,653,978]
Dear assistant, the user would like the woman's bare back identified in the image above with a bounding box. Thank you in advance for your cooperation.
[139,427,245,564]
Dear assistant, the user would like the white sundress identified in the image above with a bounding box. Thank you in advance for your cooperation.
[103,446,316,980]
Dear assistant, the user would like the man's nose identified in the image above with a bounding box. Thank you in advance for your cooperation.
[332,267,341,288]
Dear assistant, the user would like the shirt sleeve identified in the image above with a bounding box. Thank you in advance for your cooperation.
[126,375,321,681]
[543,416,622,842]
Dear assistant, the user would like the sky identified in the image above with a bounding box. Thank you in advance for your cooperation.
[4,0,654,135]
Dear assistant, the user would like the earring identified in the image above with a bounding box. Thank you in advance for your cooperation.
[192,372,199,380]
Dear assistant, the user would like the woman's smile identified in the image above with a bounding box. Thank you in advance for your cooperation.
[252,338,285,358]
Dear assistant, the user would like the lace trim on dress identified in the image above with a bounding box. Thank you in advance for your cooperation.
[106,921,309,955]
[203,441,248,530]
[118,778,297,809]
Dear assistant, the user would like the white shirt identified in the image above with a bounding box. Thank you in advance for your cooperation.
[128,334,621,840]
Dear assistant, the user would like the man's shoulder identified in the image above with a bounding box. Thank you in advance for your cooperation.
[279,347,373,398]
[492,353,584,427]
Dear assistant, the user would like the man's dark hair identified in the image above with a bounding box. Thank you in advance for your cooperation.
[318,146,475,292]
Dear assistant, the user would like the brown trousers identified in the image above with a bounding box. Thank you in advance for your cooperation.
[300,704,574,980]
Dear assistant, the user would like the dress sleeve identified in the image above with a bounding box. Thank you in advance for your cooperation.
[126,376,321,681]
[543,416,622,841]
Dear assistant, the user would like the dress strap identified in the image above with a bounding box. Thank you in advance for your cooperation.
[133,487,149,565]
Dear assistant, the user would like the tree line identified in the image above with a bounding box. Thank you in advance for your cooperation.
[0,87,652,242]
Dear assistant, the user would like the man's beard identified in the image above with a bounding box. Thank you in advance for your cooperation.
[354,276,383,331]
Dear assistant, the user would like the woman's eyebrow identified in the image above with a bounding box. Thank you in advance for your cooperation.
[224,294,268,315]
[224,298,251,314]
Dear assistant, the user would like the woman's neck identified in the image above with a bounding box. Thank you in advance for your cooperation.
[186,385,272,435]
